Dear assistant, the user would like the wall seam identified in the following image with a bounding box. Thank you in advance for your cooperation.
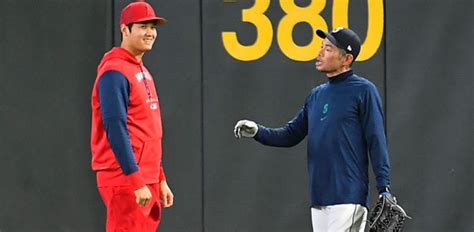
[383,0,388,144]
[199,0,205,232]
[111,0,115,47]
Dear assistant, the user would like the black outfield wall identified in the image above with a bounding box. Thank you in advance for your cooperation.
[0,0,472,231]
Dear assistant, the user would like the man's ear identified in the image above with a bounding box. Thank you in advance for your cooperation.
[120,24,130,37]
[345,54,354,66]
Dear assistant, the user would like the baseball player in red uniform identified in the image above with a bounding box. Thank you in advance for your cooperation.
[90,2,173,231]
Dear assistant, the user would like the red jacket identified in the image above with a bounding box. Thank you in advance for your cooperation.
[91,47,165,189]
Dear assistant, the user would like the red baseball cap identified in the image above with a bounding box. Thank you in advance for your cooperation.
[120,1,166,25]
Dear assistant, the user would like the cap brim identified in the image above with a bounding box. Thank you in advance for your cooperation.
[134,16,167,25]
[316,29,340,48]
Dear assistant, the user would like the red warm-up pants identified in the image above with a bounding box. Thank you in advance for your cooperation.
[99,183,161,232]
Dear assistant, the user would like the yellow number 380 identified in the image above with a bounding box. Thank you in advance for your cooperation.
[222,0,384,62]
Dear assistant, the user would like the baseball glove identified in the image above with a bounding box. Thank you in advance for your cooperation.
[368,193,411,232]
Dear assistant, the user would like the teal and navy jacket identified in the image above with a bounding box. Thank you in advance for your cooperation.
[254,70,390,208]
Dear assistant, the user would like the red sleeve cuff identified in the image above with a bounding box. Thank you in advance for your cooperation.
[159,166,166,182]
[126,170,146,190]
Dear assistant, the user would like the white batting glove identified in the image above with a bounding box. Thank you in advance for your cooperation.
[234,120,258,139]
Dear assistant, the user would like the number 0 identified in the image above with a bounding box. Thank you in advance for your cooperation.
[333,0,384,61]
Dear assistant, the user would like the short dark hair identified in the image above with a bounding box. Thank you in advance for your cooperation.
[126,23,133,32]
[125,21,158,33]
[338,47,348,57]
[119,23,134,41]
[338,47,355,66]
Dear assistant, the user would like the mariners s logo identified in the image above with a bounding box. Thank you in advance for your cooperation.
[320,103,329,121]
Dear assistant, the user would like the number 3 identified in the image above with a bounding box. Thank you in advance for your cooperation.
[221,0,273,61]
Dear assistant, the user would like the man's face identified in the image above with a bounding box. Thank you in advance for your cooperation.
[123,22,157,52]
[315,38,349,75]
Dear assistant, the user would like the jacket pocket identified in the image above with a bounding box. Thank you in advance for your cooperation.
[131,138,144,165]
[137,140,162,173]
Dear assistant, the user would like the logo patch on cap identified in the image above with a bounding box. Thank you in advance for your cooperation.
[332,27,343,33]
[347,45,352,51]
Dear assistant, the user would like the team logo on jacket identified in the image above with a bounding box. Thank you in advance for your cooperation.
[320,103,329,121]
[135,72,152,82]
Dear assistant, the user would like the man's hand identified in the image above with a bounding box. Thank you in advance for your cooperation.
[160,181,174,208]
[134,185,152,206]
[234,120,258,138]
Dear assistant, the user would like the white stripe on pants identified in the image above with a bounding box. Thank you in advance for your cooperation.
[311,204,367,232]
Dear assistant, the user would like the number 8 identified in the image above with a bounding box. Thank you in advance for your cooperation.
[277,0,328,61]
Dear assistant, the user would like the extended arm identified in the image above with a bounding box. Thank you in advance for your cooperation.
[234,102,308,147]
[360,83,391,193]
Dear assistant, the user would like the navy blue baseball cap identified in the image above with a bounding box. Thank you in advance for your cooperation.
[316,27,361,60]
